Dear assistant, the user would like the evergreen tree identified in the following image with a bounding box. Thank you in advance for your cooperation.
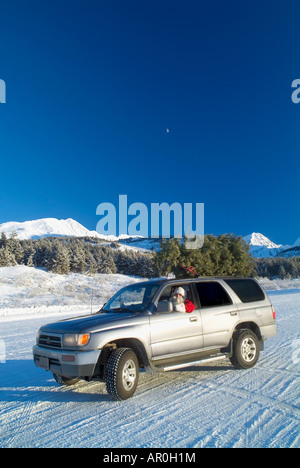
[7,232,24,264]
[23,241,35,267]
[154,238,181,276]
[69,241,86,273]
[0,232,8,249]
[33,238,53,269]
[155,234,255,278]
[85,251,98,275]
[279,265,286,279]
[48,240,70,274]
[98,254,117,274]
[0,247,17,266]
[26,253,34,267]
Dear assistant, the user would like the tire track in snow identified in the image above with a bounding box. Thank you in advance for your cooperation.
[0,290,299,447]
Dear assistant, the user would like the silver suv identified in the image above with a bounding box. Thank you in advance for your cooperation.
[33,277,277,400]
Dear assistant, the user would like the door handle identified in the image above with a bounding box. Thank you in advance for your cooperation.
[230,311,238,316]
[189,317,198,322]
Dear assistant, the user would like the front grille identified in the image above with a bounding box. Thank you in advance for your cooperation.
[39,333,62,349]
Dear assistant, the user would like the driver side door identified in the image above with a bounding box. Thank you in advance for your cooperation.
[149,284,203,360]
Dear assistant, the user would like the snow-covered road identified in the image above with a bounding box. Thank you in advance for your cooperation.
[0,288,299,448]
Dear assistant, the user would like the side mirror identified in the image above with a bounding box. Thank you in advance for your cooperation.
[156,300,173,314]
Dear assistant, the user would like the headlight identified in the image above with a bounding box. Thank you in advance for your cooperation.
[63,333,90,348]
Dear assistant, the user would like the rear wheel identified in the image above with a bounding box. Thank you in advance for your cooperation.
[105,348,139,400]
[230,330,260,369]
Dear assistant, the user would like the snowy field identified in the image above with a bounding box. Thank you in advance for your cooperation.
[0,266,299,448]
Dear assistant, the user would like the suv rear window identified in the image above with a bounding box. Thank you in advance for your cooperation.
[224,279,265,303]
[195,282,232,307]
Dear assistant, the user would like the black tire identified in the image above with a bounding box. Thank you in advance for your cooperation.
[105,348,139,401]
[230,329,260,369]
[53,373,80,386]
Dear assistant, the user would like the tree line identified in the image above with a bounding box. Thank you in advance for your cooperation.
[0,231,299,279]
[254,256,300,280]
[0,233,156,277]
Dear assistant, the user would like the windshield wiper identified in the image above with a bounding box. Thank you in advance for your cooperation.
[105,307,135,314]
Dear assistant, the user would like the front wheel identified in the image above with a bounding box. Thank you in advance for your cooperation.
[105,348,139,401]
[230,330,260,369]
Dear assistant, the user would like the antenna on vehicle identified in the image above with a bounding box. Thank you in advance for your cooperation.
[90,290,93,314]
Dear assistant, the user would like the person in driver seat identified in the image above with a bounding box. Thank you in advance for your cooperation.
[169,287,195,313]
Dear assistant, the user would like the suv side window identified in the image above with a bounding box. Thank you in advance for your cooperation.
[195,281,232,308]
[224,279,265,303]
[157,284,193,303]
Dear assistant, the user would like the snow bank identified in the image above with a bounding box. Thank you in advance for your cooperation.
[258,277,300,291]
[0,265,141,312]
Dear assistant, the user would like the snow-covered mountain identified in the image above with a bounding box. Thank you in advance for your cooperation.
[242,233,300,258]
[243,232,286,258]
[0,217,142,246]
[0,218,103,240]
[293,236,300,247]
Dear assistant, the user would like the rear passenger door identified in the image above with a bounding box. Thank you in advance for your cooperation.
[195,281,239,349]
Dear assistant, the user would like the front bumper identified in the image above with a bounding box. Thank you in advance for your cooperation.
[33,345,100,378]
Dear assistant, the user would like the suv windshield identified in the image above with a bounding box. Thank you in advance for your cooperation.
[102,283,161,313]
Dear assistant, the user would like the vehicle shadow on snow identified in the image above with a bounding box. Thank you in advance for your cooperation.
[0,360,235,404]
[0,360,112,403]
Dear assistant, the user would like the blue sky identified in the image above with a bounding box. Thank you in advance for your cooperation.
[0,0,299,245]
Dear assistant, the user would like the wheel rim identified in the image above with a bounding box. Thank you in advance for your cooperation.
[241,337,257,362]
[122,359,136,390]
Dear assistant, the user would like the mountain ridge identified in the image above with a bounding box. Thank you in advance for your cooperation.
[0,217,298,258]
[0,218,135,242]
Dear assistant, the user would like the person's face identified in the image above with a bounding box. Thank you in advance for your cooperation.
[172,293,183,304]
